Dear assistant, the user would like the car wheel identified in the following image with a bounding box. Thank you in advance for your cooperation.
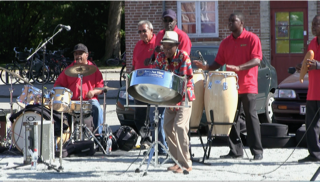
[258,92,275,123]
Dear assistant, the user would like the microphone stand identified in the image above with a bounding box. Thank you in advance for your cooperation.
[26,27,65,172]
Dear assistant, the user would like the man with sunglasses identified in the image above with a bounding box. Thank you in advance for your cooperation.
[144,9,192,65]
[132,20,168,153]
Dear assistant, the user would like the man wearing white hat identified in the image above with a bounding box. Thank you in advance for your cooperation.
[149,31,194,173]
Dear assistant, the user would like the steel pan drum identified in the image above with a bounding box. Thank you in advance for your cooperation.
[128,69,185,105]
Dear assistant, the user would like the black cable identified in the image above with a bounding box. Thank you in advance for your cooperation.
[115,149,143,176]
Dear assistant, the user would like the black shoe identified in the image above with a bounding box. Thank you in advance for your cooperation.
[253,154,263,160]
[220,153,243,159]
[298,155,320,163]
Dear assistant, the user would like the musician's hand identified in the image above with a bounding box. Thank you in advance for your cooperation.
[144,58,154,66]
[226,64,240,72]
[193,60,206,70]
[307,59,319,70]
[86,90,95,99]
[155,45,163,53]
[295,63,302,73]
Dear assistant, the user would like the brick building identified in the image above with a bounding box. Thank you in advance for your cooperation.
[125,1,320,83]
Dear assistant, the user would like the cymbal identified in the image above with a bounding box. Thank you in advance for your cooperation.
[0,66,33,86]
[65,64,97,77]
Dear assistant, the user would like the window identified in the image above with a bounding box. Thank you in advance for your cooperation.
[177,1,219,38]
[275,11,304,53]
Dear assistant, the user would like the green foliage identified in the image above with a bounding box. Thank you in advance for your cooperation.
[0,1,125,64]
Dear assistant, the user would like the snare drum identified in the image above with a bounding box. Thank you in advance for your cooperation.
[70,100,92,114]
[204,71,238,136]
[50,87,73,112]
[17,85,42,106]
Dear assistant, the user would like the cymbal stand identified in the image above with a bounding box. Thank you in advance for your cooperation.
[78,73,84,140]
[135,105,188,176]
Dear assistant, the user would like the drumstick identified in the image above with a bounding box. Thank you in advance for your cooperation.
[300,50,314,83]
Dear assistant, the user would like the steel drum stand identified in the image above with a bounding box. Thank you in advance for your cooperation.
[135,105,189,176]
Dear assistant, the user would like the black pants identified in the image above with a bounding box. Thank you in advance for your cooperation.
[228,93,263,156]
[305,101,320,159]
[134,99,151,143]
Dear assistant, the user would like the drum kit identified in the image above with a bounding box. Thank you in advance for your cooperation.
[4,63,111,170]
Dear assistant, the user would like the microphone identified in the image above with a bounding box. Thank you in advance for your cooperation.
[59,24,71,31]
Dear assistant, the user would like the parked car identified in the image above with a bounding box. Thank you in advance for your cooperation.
[272,67,308,132]
[116,42,278,132]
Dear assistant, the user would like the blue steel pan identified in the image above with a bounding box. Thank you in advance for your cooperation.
[128,68,185,105]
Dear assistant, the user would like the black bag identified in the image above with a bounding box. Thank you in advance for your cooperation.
[115,126,138,151]
[56,140,95,157]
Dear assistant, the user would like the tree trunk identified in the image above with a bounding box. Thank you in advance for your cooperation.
[101,1,122,62]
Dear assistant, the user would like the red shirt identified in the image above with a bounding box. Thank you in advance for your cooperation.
[132,34,156,70]
[307,37,320,100]
[54,60,104,101]
[215,29,262,94]
[154,26,192,58]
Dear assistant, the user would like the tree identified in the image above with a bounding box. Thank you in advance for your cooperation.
[101,1,123,62]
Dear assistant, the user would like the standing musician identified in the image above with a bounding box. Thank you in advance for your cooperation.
[54,43,104,135]
[297,15,320,163]
[145,9,192,64]
[132,20,168,152]
[193,12,263,160]
[147,31,194,173]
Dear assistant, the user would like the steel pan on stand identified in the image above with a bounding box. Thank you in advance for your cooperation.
[127,69,185,105]
[126,68,191,175]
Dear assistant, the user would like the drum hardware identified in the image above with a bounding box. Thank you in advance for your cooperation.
[125,68,190,175]
[22,25,67,172]
[0,66,33,116]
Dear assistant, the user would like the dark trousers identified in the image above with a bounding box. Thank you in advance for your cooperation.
[305,101,320,159]
[134,99,151,143]
[228,93,263,156]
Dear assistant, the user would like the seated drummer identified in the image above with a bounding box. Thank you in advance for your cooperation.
[54,43,104,135]
[146,31,194,173]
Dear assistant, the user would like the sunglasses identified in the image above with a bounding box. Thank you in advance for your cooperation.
[138,29,147,34]
[163,19,174,23]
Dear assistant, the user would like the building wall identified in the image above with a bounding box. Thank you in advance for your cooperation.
[125,1,262,71]
[260,1,270,61]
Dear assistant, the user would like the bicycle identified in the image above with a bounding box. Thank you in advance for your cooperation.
[106,51,126,66]
[0,47,34,85]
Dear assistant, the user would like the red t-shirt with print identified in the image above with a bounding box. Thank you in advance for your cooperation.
[215,29,262,94]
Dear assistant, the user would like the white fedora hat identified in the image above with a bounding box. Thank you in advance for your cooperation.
[161,31,180,44]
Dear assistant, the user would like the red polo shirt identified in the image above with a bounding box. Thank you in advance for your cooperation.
[132,34,156,70]
[307,37,320,100]
[215,29,262,94]
[154,26,192,58]
[54,60,104,101]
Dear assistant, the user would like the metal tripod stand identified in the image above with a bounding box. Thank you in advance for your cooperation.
[135,105,189,176]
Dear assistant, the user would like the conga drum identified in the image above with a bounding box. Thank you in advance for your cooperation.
[204,71,238,136]
[189,69,205,129]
